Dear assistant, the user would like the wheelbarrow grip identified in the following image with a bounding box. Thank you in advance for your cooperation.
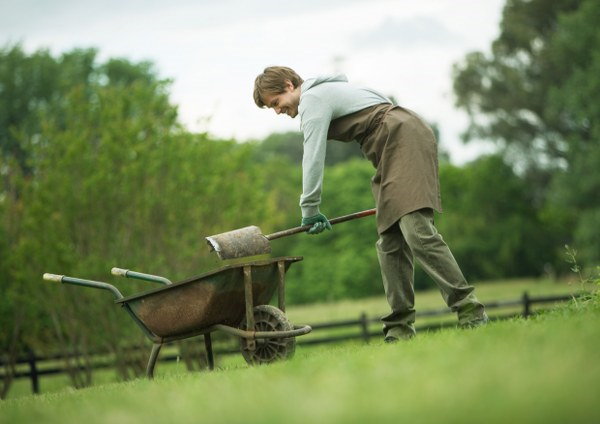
[111,267,172,285]
[42,273,123,299]
[111,267,128,277]
[266,208,376,241]
[43,273,64,282]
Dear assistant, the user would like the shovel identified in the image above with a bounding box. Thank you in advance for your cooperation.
[206,208,376,260]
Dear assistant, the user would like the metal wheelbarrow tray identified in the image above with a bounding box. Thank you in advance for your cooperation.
[43,256,311,378]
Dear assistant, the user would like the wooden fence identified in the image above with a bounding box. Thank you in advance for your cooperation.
[0,291,582,396]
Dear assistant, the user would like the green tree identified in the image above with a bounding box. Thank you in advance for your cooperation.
[2,56,182,389]
[436,155,555,281]
[0,46,102,175]
[452,0,581,164]
[284,159,381,304]
[543,0,600,264]
[0,46,291,394]
[255,131,364,166]
[452,0,599,265]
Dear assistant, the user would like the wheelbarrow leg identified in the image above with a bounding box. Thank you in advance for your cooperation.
[146,343,163,379]
[277,260,286,312]
[243,266,256,352]
[204,333,215,371]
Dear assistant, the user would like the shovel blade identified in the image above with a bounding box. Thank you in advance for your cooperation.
[206,226,272,260]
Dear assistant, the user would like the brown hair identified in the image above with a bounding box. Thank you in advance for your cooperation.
[253,66,303,108]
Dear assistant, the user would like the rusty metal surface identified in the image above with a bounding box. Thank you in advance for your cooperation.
[205,225,272,259]
[205,210,377,260]
[116,257,302,338]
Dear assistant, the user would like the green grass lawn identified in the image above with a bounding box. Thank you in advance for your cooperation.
[286,276,586,323]
[285,276,589,344]
[4,277,589,400]
[2,290,599,423]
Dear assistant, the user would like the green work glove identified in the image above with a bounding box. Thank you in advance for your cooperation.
[301,213,332,235]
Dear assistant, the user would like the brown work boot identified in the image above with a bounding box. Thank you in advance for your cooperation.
[458,311,489,329]
[384,325,416,343]
[457,301,488,328]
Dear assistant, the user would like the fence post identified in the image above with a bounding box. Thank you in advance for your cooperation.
[360,312,370,344]
[522,291,531,318]
[27,349,39,394]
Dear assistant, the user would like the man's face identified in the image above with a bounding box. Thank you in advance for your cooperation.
[262,80,300,118]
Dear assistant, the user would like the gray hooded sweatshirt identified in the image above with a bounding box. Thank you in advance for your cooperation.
[298,74,391,217]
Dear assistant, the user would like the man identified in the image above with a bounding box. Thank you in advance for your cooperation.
[253,66,488,342]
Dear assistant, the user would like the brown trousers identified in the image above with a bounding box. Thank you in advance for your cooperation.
[377,209,486,338]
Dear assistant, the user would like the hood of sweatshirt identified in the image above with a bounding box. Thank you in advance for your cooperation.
[301,74,348,92]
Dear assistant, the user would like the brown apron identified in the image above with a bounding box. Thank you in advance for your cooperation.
[327,103,442,234]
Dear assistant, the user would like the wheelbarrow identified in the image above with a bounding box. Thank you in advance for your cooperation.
[42,256,311,378]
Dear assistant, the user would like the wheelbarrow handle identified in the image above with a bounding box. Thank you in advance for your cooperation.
[211,323,312,339]
[43,273,123,300]
[266,208,376,241]
[111,267,172,285]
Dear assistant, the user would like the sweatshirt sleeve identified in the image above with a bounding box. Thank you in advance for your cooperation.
[299,94,333,217]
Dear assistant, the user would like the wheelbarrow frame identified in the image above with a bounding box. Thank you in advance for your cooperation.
[43,256,311,378]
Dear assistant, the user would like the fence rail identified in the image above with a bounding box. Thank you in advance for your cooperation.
[0,291,583,396]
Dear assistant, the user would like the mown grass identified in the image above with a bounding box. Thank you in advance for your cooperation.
[2,290,599,423]
[5,277,588,399]
[286,276,589,343]
[286,276,587,323]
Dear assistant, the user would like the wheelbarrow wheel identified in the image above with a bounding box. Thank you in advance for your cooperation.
[240,305,296,365]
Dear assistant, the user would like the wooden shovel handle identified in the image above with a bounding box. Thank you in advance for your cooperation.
[266,208,376,241]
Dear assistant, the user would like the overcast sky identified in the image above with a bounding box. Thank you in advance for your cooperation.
[1,0,505,164]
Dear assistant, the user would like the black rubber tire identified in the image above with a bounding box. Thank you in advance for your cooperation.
[239,305,296,365]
